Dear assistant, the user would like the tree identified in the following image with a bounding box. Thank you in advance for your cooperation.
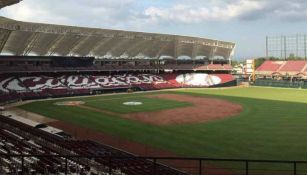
[254,58,266,69]
[288,53,296,60]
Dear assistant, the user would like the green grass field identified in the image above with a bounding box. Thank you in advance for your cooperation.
[19,87,307,163]
[84,96,191,114]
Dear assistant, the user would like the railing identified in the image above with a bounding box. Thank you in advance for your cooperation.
[1,154,307,175]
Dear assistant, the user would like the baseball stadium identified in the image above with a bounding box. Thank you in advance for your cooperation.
[1,0,307,175]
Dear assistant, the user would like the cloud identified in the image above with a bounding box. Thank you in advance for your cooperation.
[0,0,144,30]
[2,0,307,28]
[143,0,307,23]
[145,0,264,23]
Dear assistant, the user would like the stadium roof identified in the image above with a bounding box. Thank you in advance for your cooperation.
[0,16,235,59]
[0,0,21,8]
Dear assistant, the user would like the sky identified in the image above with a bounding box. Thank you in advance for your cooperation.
[1,0,307,59]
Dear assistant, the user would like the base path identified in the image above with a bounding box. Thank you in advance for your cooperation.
[123,94,243,125]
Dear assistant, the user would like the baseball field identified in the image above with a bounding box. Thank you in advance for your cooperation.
[18,86,307,172]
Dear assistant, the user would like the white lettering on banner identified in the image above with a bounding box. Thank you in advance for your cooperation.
[66,76,78,87]
[6,79,26,91]
[126,76,139,84]
[0,74,232,94]
[94,76,109,86]
[45,78,64,89]
[140,74,165,84]
[0,77,15,92]
[20,77,65,90]
[22,77,47,90]
[140,75,153,84]
[110,77,127,86]
[60,76,100,89]
[92,74,166,87]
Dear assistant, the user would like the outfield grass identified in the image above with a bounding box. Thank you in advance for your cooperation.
[180,86,307,103]
[19,87,307,163]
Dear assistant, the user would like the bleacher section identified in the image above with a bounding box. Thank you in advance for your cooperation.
[278,61,307,73]
[0,73,235,104]
[0,114,187,175]
[256,61,285,74]
[256,60,307,76]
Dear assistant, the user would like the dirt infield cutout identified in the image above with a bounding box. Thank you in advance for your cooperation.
[121,94,243,125]
[55,101,85,106]
[68,94,242,126]
[52,94,242,125]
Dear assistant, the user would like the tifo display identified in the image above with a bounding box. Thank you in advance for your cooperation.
[0,73,235,104]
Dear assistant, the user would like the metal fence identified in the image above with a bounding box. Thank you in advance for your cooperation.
[266,34,307,60]
[1,154,307,175]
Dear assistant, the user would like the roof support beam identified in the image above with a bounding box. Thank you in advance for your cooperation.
[0,30,11,53]
[88,37,114,56]
[66,36,87,56]
[209,46,217,61]
[155,41,173,59]
[191,44,199,59]
[0,17,235,59]
[174,39,180,59]
[126,39,151,57]
[22,32,40,55]
[47,34,66,56]
[108,38,132,57]
[143,40,166,58]
[14,32,34,55]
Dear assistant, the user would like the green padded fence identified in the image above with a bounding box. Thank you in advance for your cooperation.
[254,79,307,89]
[211,80,238,88]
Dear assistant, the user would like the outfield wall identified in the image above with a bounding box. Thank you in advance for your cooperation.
[254,79,307,89]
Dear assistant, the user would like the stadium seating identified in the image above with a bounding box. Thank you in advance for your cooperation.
[0,114,187,175]
[0,93,19,104]
[278,61,307,72]
[0,73,235,103]
[213,74,235,83]
[207,64,224,70]
[256,61,285,73]
[223,64,233,70]
[256,60,307,76]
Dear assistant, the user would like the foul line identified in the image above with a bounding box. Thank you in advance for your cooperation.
[77,105,123,117]
[83,95,146,102]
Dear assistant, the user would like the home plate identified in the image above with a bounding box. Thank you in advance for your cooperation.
[123,101,143,106]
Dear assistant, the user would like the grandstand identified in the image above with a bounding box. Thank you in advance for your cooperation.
[0,0,21,8]
[0,7,236,175]
[0,112,187,175]
[255,60,307,89]
[0,73,235,104]
[3,1,307,174]
[0,16,236,105]
[255,60,307,76]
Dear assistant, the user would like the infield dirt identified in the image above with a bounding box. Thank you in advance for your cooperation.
[121,94,243,125]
